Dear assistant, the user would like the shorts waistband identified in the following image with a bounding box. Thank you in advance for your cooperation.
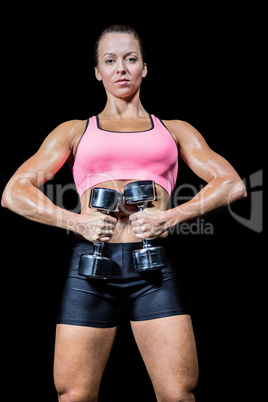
[74,236,171,251]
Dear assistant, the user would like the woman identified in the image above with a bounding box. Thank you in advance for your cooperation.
[2,25,246,402]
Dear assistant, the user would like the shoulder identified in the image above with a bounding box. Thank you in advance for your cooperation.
[42,119,87,151]
[161,119,208,148]
[48,119,87,141]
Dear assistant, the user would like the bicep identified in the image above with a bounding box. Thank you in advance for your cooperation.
[175,121,241,183]
[11,120,81,188]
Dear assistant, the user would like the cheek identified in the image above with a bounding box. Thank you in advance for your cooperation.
[126,67,144,86]
[131,64,145,77]
[100,69,113,83]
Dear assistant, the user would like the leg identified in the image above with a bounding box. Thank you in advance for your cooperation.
[54,324,117,402]
[131,315,198,402]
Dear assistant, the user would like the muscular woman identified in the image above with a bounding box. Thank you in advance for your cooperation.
[2,25,246,402]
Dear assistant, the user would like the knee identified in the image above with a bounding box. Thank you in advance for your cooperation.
[177,391,195,402]
[168,393,195,402]
[57,389,98,402]
[55,375,99,402]
[157,389,196,402]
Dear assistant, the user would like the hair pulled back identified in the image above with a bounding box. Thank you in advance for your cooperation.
[94,25,145,67]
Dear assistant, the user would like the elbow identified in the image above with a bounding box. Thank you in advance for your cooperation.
[1,187,9,209]
[1,186,13,210]
[241,185,248,199]
[1,178,22,211]
[227,177,247,204]
[1,174,30,211]
[1,196,6,209]
[235,178,247,200]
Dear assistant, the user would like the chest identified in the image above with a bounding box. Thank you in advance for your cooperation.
[78,130,176,169]
[97,117,153,133]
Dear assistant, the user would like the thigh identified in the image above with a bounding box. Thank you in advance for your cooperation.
[54,324,117,399]
[131,315,198,399]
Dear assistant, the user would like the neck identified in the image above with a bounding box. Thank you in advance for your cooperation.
[99,90,148,119]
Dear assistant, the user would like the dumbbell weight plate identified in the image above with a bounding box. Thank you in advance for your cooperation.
[133,245,167,272]
[79,254,113,280]
[90,188,123,212]
[124,180,157,205]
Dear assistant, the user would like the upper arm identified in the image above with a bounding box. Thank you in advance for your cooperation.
[164,120,242,183]
[8,119,86,188]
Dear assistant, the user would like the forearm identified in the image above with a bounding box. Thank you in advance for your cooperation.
[167,177,247,226]
[1,179,80,233]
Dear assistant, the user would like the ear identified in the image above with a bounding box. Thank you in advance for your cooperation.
[94,67,102,81]
[142,63,148,78]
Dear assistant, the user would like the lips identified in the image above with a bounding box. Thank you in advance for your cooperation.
[115,79,130,85]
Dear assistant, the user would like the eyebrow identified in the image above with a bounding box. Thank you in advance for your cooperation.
[103,51,139,57]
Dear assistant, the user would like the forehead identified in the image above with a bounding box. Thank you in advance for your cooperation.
[98,33,140,55]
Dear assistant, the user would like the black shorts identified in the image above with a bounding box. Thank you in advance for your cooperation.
[57,238,188,328]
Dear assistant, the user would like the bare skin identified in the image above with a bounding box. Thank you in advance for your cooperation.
[54,325,118,401]
[2,32,247,401]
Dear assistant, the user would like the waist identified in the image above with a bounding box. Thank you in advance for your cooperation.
[76,217,169,243]
[79,180,169,243]
[74,236,171,250]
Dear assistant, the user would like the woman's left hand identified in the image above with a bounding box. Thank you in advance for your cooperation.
[129,209,171,239]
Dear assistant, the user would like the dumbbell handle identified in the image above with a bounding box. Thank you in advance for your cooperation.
[91,208,111,252]
[93,242,104,256]
[138,203,153,249]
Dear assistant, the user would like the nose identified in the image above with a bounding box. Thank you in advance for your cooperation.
[117,59,127,74]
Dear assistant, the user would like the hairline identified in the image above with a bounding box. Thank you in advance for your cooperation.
[94,28,145,67]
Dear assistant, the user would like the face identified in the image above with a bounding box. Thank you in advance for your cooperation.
[95,33,147,99]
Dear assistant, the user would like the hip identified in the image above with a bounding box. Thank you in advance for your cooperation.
[68,236,177,283]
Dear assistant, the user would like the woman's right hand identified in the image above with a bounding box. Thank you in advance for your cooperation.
[74,211,117,242]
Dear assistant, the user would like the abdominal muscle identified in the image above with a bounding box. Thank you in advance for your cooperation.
[80,180,170,243]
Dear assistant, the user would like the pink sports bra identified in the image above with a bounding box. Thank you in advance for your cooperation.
[72,115,178,196]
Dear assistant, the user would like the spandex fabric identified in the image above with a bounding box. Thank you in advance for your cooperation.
[72,115,178,197]
[57,238,188,328]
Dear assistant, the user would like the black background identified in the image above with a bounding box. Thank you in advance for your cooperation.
[1,4,264,401]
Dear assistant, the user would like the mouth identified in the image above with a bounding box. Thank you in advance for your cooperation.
[115,79,130,85]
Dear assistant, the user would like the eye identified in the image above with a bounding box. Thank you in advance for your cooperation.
[105,59,115,64]
[126,57,137,63]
